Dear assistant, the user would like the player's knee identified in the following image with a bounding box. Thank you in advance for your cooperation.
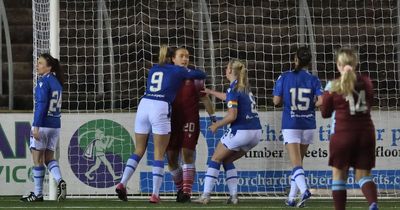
[167,157,179,170]
[134,147,146,157]
[182,149,195,164]
[355,170,371,182]
[33,156,44,166]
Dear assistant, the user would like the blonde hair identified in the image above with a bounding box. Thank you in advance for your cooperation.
[158,45,171,64]
[229,60,248,92]
[330,48,358,96]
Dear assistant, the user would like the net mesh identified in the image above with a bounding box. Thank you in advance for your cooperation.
[32,0,400,197]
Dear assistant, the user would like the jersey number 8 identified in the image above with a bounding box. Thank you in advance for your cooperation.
[150,72,164,92]
[289,88,311,111]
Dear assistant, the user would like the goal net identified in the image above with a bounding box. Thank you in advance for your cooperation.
[32,0,400,198]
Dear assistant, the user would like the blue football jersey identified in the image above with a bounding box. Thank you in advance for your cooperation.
[33,73,62,128]
[273,69,323,129]
[226,80,262,131]
[143,64,206,103]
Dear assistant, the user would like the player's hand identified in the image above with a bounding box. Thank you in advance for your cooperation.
[33,127,40,141]
[208,123,218,134]
[201,88,212,95]
[209,115,217,123]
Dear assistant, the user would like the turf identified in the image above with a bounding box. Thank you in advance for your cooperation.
[0,197,399,210]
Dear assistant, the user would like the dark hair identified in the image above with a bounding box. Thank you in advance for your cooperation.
[158,45,188,65]
[294,47,312,71]
[40,53,64,86]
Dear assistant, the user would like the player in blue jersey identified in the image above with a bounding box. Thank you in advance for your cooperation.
[116,45,207,203]
[193,60,262,205]
[273,47,323,207]
[21,53,66,202]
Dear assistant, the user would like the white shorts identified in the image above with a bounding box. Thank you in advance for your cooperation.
[134,98,171,135]
[282,129,315,145]
[221,129,262,152]
[30,127,60,151]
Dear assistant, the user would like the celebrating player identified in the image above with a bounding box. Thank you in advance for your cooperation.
[166,48,216,202]
[321,48,378,210]
[194,59,262,204]
[273,47,323,207]
[115,46,207,203]
[21,53,66,202]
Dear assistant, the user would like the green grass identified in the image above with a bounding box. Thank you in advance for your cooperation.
[1,197,399,210]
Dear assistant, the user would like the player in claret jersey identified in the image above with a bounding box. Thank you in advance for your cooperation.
[115,45,207,203]
[166,47,216,203]
[273,47,323,207]
[321,48,378,210]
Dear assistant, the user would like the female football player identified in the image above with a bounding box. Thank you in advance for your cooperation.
[115,46,206,203]
[321,48,378,210]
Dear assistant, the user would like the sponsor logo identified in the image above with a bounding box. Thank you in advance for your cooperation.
[68,119,134,188]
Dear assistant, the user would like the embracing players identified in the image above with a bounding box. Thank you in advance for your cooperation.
[115,45,206,203]
[166,47,216,202]
[321,48,378,210]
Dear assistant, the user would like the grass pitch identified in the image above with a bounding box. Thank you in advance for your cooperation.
[0,196,399,210]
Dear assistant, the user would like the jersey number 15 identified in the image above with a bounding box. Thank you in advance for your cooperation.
[289,88,311,111]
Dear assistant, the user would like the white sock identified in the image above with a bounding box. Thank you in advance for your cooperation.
[203,160,220,196]
[223,163,238,196]
[152,160,164,196]
[288,177,299,201]
[170,167,183,191]
[182,163,196,195]
[120,154,141,186]
[46,160,62,183]
[33,166,45,196]
[293,166,308,194]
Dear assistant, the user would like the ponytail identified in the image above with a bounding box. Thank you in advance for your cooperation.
[158,45,169,64]
[40,53,64,86]
[331,68,356,95]
[330,48,358,96]
[229,60,248,92]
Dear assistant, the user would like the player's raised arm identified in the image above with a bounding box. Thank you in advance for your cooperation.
[183,68,207,80]
[201,88,226,101]
[200,95,217,123]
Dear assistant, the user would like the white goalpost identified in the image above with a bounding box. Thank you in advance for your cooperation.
[32,0,400,199]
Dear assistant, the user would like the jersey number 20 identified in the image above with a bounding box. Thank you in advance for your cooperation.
[345,90,368,115]
[150,72,163,92]
[289,88,311,111]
